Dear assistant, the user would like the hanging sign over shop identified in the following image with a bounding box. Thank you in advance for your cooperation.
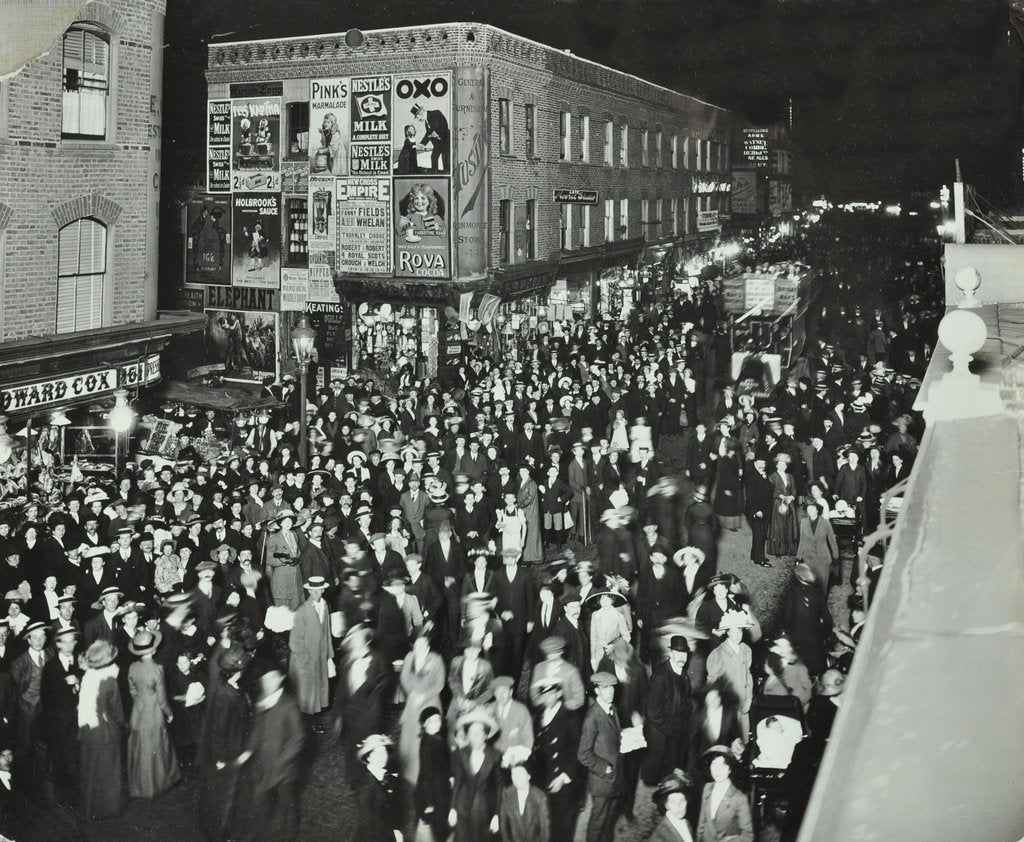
[697,210,720,232]
[553,189,598,205]
[0,354,162,413]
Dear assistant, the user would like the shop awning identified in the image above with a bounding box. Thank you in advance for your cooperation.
[154,380,282,412]
[0,315,205,417]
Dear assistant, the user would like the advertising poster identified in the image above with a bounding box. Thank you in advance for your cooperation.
[453,65,488,279]
[281,160,309,196]
[280,268,308,311]
[185,196,231,286]
[207,99,231,192]
[309,77,350,177]
[308,175,337,270]
[307,262,339,303]
[731,170,757,215]
[349,75,392,175]
[392,72,451,175]
[393,176,450,279]
[338,177,392,274]
[232,193,281,289]
[230,97,281,192]
[204,309,279,381]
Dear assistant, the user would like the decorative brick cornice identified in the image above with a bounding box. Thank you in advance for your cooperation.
[50,193,123,229]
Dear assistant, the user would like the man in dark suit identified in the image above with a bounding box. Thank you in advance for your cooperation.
[492,549,536,683]
[533,678,585,841]
[410,102,450,172]
[642,636,692,786]
[240,666,305,841]
[40,627,82,807]
[744,456,774,568]
[82,585,123,645]
[554,593,589,681]
[578,671,625,842]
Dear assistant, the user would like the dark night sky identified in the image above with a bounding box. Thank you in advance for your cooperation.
[163,0,1020,202]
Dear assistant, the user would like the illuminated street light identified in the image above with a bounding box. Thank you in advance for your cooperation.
[291,314,316,467]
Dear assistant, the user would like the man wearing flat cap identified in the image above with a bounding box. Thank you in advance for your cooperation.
[533,676,585,840]
[578,671,625,841]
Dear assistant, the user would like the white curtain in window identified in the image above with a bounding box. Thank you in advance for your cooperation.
[57,219,106,333]
[62,26,109,138]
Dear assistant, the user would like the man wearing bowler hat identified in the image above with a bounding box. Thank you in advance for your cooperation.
[533,676,585,841]
[642,635,693,786]
[578,671,625,841]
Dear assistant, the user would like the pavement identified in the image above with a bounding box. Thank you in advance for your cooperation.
[21,430,853,841]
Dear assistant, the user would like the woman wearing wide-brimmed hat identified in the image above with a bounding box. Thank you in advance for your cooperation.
[586,588,631,672]
[450,708,502,841]
[78,639,126,819]
[352,734,404,842]
[126,628,181,798]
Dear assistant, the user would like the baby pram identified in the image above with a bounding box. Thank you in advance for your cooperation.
[744,694,807,829]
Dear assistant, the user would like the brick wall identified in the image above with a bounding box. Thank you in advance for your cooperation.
[0,0,164,341]
[205,22,735,282]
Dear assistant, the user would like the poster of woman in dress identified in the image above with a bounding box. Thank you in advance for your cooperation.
[204,309,279,381]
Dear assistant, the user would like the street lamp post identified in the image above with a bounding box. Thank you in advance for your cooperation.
[291,313,316,468]
[109,389,135,476]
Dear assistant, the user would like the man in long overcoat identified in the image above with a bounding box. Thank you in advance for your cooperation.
[288,577,334,720]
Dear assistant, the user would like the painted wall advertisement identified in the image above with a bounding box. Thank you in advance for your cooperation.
[309,77,349,177]
[232,193,281,289]
[392,73,451,175]
[338,177,392,274]
[731,170,758,216]
[349,75,392,175]
[204,310,279,381]
[453,65,488,279]
[207,99,231,192]
[185,196,231,286]
[393,177,450,279]
[230,97,281,191]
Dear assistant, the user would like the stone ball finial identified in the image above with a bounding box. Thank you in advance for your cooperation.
[953,266,982,308]
[937,308,987,376]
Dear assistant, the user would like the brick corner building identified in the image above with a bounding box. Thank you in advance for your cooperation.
[0,0,202,433]
[195,22,737,381]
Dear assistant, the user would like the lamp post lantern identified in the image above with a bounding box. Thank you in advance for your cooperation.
[291,313,316,467]
[108,389,135,476]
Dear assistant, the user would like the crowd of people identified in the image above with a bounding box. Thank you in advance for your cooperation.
[0,217,940,841]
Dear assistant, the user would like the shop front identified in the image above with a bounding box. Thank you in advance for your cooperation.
[0,315,204,510]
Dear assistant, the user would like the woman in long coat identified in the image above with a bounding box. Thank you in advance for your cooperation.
[398,633,444,784]
[78,639,126,819]
[795,502,839,596]
[712,438,744,531]
[515,465,543,565]
[450,712,503,842]
[127,629,181,798]
[766,454,799,557]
